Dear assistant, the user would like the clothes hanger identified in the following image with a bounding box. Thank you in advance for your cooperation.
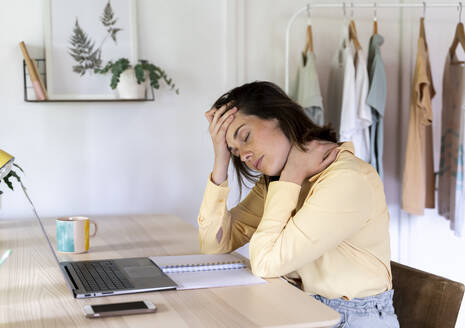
[450,3,465,65]
[373,3,378,35]
[419,2,426,41]
[348,2,362,50]
[302,4,314,65]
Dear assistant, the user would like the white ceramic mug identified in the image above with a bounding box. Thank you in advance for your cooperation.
[56,217,97,253]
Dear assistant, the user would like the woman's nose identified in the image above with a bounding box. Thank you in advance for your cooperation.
[240,151,253,163]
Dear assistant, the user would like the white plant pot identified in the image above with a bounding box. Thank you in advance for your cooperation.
[116,68,149,99]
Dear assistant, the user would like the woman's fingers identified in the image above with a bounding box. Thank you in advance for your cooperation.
[207,105,226,133]
[210,104,231,129]
[305,140,337,158]
[321,147,339,168]
[213,107,237,136]
[305,139,332,153]
[321,143,338,159]
[205,108,216,123]
[214,115,235,137]
[309,141,339,170]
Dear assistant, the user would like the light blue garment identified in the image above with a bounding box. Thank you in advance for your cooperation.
[313,289,399,328]
[292,51,325,126]
[366,34,387,180]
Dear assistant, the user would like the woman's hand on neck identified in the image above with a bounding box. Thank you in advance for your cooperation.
[279,140,339,185]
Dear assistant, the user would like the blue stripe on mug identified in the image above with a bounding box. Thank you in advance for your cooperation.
[56,220,75,252]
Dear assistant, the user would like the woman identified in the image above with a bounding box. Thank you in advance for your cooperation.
[198,81,399,328]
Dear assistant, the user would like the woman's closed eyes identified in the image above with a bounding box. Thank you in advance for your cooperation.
[228,132,250,158]
[244,132,250,143]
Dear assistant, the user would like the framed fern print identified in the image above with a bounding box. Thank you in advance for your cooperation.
[44,0,138,99]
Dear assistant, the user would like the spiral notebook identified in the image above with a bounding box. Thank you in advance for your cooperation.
[149,254,266,290]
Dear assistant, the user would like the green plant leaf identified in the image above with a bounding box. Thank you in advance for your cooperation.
[94,60,114,74]
[110,28,122,42]
[101,1,117,27]
[3,177,13,191]
[13,163,24,173]
[100,0,122,44]
[97,58,130,89]
[134,65,145,84]
[68,19,101,75]
[3,170,21,191]
[95,58,179,93]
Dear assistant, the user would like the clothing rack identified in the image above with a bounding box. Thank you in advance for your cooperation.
[284,2,464,93]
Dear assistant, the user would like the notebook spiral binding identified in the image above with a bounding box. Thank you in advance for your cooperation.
[161,261,247,274]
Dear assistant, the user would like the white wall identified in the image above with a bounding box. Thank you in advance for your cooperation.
[0,0,234,226]
[1,0,465,326]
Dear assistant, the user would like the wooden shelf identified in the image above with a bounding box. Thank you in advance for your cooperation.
[25,98,154,103]
[23,59,155,103]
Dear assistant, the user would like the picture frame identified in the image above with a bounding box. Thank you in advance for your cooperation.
[44,0,138,100]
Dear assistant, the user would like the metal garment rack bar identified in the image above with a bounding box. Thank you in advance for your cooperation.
[284,2,464,93]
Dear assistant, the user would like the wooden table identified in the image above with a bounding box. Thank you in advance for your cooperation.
[0,214,340,327]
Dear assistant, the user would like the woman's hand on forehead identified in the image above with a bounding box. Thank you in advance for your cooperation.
[205,102,235,122]
[205,103,238,185]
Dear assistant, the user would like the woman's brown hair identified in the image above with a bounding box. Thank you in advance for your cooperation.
[212,81,337,192]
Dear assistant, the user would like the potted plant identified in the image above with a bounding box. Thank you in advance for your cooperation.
[0,164,23,208]
[94,58,179,99]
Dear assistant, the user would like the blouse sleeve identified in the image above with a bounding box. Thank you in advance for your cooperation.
[249,169,372,277]
[198,174,266,254]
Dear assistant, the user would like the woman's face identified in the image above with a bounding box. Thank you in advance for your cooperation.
[225,111,291,176]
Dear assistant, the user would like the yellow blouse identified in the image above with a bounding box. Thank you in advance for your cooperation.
[198,142,392,300]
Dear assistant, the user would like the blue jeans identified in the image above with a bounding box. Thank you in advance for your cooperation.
[313,290,400,328]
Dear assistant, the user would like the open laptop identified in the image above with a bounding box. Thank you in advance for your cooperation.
[34,213,178,298]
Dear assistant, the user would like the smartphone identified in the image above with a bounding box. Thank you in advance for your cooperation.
[83,300,156,318]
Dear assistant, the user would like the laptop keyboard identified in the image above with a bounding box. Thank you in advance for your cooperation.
[70,261,134,292]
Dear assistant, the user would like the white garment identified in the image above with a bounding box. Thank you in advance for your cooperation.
[292,51,324,126]
[326,22,372,162]
[438,54,465,237]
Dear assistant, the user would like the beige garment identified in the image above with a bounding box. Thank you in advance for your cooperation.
[402,19,436,215]
[438,53,465,236]
[198,142,392,300]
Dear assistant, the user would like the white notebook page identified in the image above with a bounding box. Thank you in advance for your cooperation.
[150,254,266,290]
